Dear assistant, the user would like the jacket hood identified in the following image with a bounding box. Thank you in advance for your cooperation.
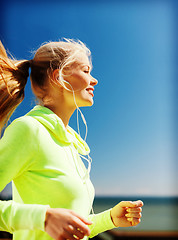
[27,105,90,155]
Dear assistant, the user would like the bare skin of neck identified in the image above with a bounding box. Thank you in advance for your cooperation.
[43,83,76,128]
[45,102,75,128]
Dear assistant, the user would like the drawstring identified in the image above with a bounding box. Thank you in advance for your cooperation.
[78,153,92,181]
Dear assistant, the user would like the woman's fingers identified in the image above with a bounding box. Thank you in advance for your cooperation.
[127,217,141,226]
[125,206,142,227]
[125,212,142,218]
[72,228,85,239]
[63,230,80,240]
[126,207,142,213]
[125,206,142,226]
[110,200,143,228]
[119,200,143,208]
[71,216,91,236]
[67,225,85,239]
[72,211,93,225]
[45,208,91,240]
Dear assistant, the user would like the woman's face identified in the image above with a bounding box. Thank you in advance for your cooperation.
[62,52,98,108]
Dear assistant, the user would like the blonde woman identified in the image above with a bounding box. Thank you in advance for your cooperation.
[0,39,143,240]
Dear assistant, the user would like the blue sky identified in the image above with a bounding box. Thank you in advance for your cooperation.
[1,0,177,197]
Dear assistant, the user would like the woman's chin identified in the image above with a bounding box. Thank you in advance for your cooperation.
[78,99,94,108]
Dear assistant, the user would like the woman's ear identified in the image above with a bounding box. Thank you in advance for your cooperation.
[52,69,60,83]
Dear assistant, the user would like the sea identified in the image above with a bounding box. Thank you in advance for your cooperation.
[93,196,178,232]
[0,189,178,232]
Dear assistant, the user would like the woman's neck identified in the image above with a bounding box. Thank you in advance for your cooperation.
[44,103,76,128]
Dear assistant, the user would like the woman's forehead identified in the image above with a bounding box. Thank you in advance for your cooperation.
[75,52,91,67]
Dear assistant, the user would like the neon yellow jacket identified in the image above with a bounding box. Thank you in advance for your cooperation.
[0,105,115,239]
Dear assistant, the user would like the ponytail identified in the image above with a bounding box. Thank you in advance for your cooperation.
[0,41,30,131]
[0,39,92,133]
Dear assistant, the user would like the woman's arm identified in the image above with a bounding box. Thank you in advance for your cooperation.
[0,117,38,192]
[0,201,48,233]
[0,118,92,239]
[88,200,143,238]
[0,117,49,233]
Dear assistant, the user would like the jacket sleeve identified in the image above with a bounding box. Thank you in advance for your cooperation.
[88,209,116,238]
[0,118,37,191]
[0,118,49,233]
[0,201,48,233]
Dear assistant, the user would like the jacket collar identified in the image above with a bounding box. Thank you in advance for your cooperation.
[27,105,90,155]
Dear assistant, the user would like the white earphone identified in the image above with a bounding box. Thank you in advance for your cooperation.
[59,77,88,140]
[60,77,96,228]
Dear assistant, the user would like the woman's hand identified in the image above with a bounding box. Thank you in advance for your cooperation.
[110,200,143,228]
[45,208,92,240]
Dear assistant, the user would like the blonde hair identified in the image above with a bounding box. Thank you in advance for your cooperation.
[0,38,91,131]
[0,41,30,129]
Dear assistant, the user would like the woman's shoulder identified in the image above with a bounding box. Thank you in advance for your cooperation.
[0,115,41,149]
[6,115,40,137]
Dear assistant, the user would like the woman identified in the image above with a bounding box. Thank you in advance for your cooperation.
[0,39,143,240]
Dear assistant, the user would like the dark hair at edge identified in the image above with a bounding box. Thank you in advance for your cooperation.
[0,41,31,130]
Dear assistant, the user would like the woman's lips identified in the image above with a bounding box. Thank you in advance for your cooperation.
[86,87,94,97]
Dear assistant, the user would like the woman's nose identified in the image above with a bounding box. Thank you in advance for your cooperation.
[91,76,98,86]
